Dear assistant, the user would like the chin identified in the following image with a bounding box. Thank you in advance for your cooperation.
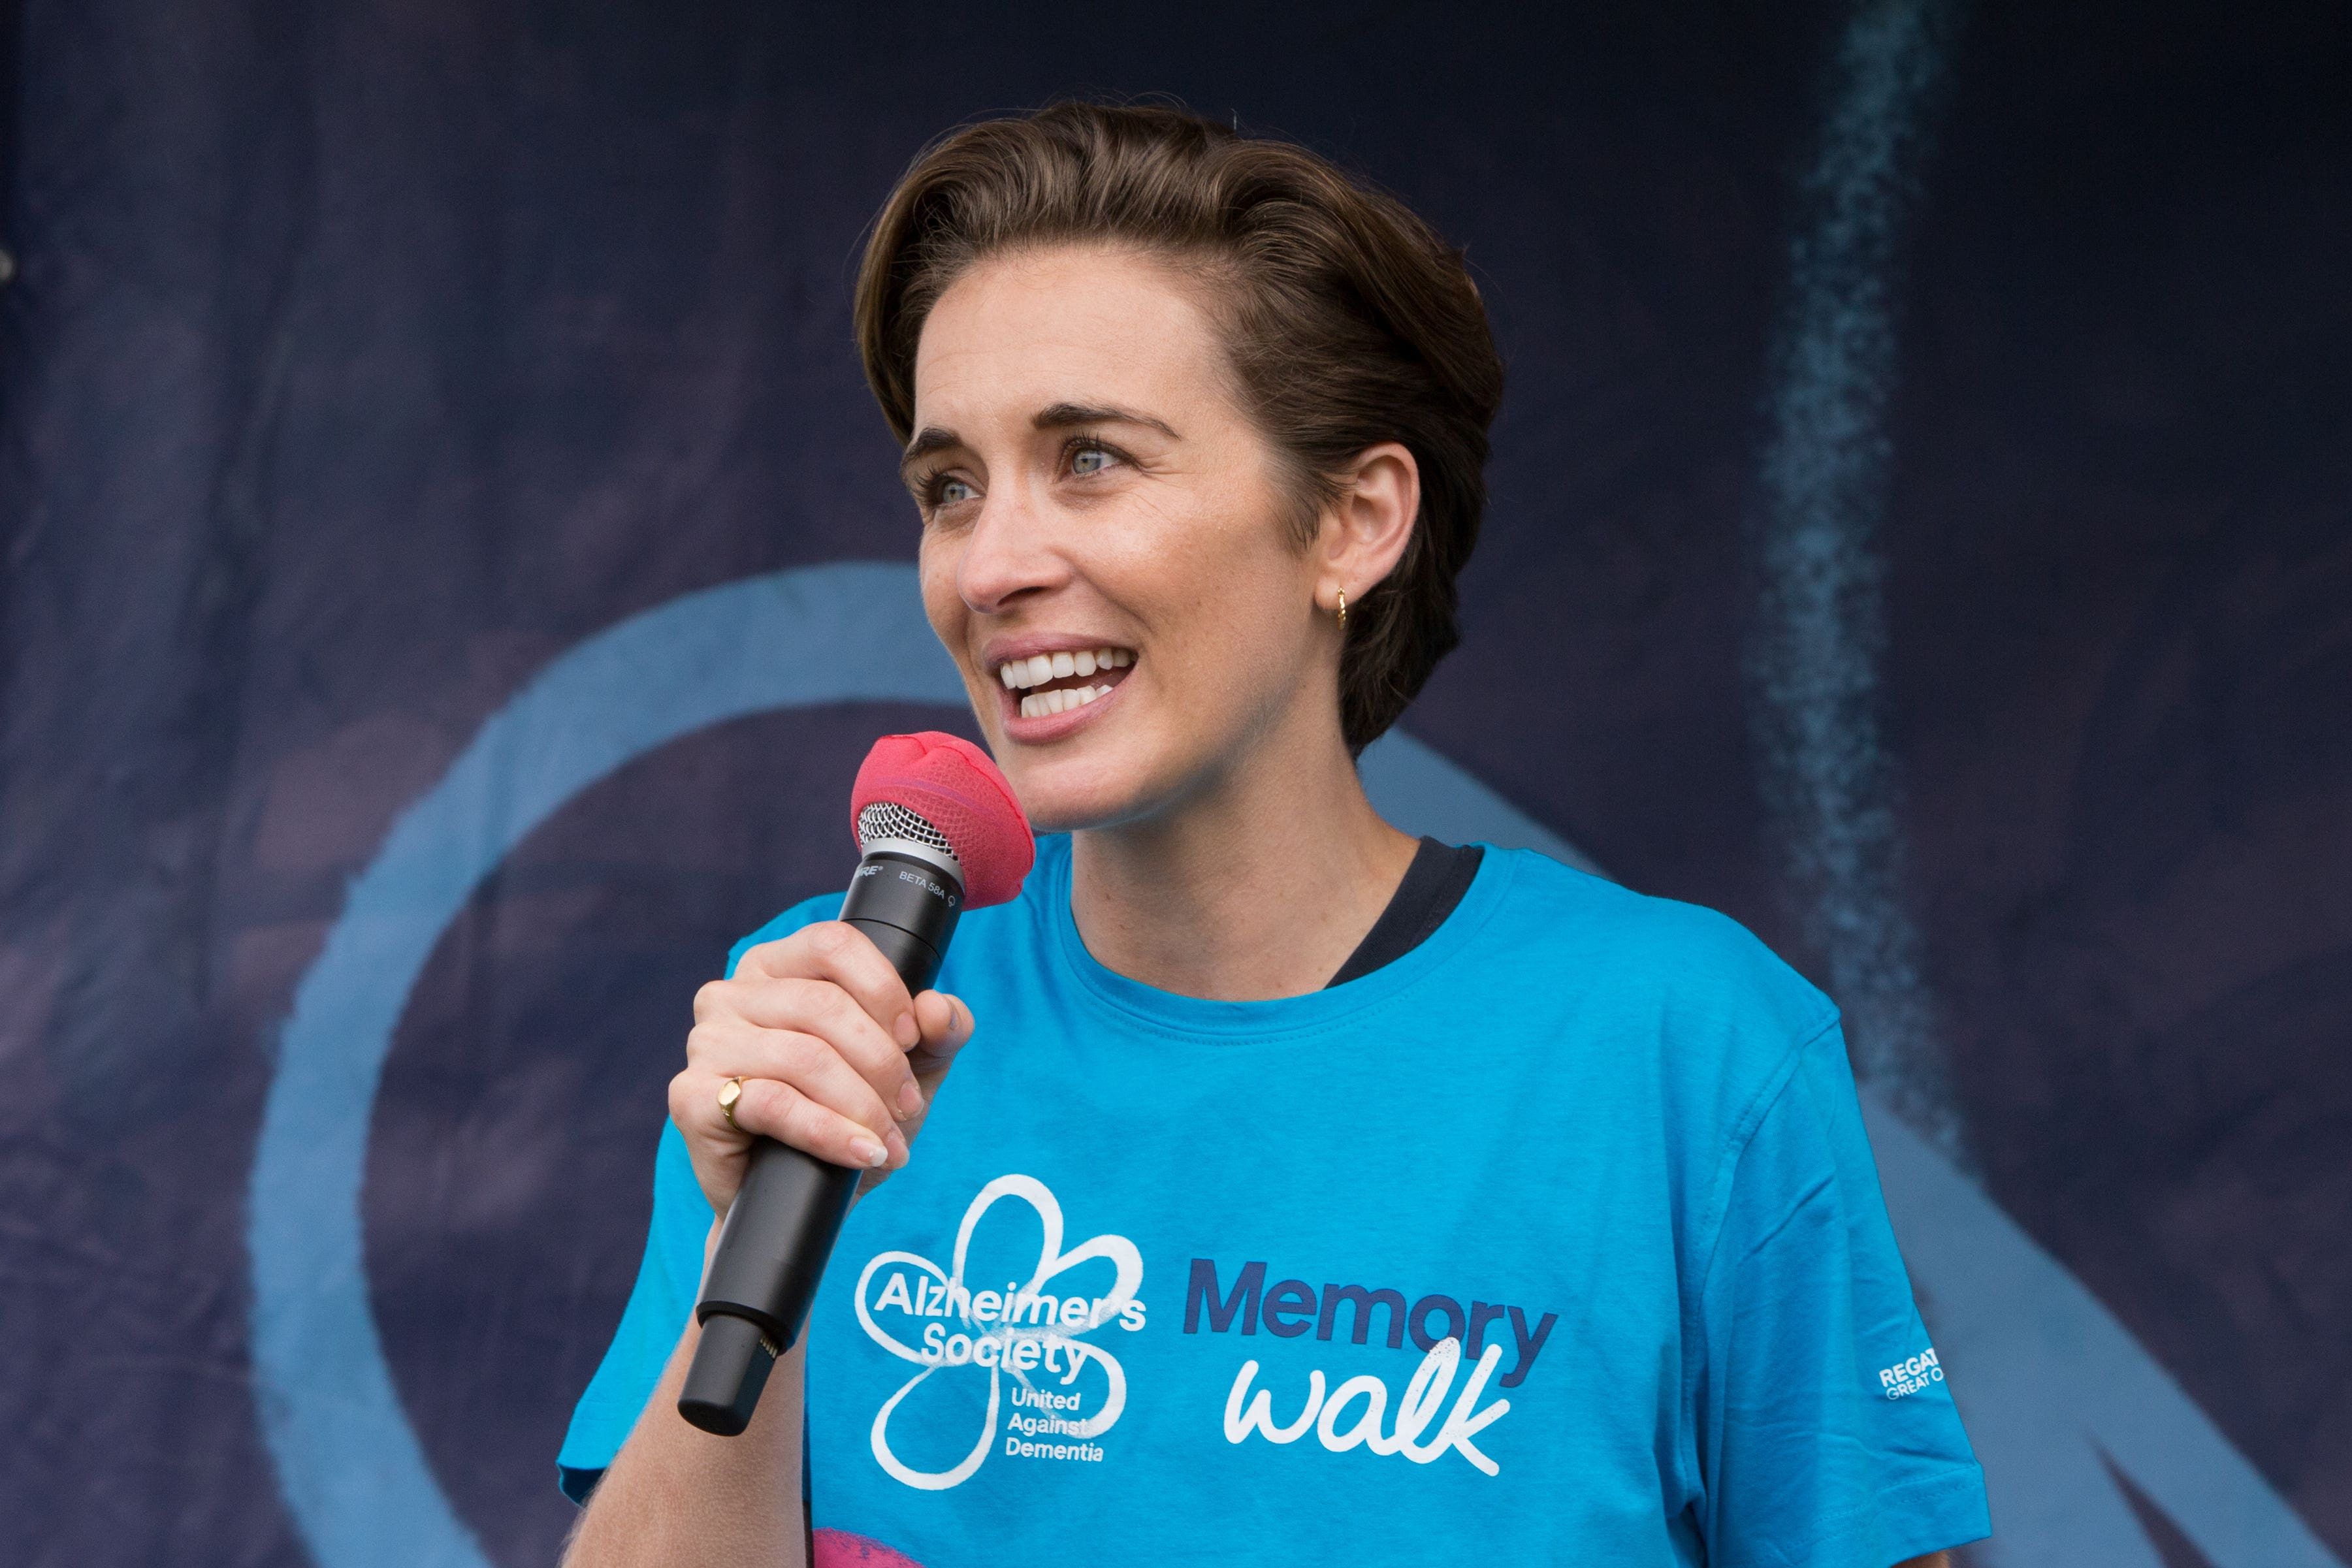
[994,735,1184,836]
[1001,767,1150,837]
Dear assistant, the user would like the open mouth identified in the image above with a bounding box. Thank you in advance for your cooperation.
[997,647,1135,718]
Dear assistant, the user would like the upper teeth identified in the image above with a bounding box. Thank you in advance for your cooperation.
[998,647,1131,690]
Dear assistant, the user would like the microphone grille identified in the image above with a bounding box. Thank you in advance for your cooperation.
[848,731,1032,908]
[857,801,955,858]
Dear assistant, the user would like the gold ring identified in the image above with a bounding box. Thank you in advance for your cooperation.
[718,1076,746,1129]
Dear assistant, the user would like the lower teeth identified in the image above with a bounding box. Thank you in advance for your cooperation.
[1020,684,1110,718]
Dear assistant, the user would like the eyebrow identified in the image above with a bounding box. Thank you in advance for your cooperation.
[900,426,962,477]
[1033,401,1179,440]
[899,402,1180,478]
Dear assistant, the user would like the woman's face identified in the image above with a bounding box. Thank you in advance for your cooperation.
[907,245,1337,833]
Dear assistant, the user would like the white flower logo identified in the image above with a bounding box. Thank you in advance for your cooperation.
[853,1174,1143,1490]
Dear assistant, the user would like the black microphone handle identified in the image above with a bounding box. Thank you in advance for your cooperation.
[677,852,960,1436]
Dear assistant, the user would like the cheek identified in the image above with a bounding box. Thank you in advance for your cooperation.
[917,536,967,643]
[1168,525,1312,652]
[1128,480,1306,617]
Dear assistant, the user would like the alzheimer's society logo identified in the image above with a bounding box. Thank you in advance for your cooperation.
[854,1175,1145,1490]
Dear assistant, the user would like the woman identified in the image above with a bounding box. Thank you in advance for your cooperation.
[559,103,1988,1567]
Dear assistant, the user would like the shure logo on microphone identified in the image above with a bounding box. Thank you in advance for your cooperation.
[852,859,959,906]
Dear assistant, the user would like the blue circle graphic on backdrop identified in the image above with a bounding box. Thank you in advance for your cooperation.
[242,560,1587,1568]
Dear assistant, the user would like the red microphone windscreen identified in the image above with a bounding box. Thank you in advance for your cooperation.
[850,731,1033,909]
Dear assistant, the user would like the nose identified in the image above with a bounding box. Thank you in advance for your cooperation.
[955,483,1070,616]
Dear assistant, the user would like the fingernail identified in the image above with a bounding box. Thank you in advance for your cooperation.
[897,1081,924,1118]
[886,1127,909,1164]
[851,1137,888,1168]
[894,1012,919,1048]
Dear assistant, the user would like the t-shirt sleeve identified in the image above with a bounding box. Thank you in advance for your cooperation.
[555,1119,710,1501]
[556,895,839,1503]
[1693,1018,1991,1567]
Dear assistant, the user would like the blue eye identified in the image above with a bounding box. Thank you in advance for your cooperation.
[1071,445,1113,477]
[938,477,976,505]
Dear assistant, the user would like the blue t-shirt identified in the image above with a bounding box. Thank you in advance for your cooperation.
[562,838,1988,1567]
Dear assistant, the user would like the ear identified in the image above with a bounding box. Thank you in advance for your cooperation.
[1312,441,1419,613]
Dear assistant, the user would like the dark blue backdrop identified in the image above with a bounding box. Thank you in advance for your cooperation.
[1,3,2345,1565]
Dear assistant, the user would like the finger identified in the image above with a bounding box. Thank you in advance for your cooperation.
[915,990,976,1049]
[690,1016,906,1148]
[671,1059,767,1155]
[668,1068,756,1218]
[747,922,921,1049]
[673,1053,910,1185]
[715,975,925,1123]
[729,1076,901,1170]
[907,990,975,1078]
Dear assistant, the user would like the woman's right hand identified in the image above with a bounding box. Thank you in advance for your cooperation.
[668,920,976,1221]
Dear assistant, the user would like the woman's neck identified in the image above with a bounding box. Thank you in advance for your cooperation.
[1066,725,1420,1002]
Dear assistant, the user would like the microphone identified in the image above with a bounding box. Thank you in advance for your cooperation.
[677,732,1033,1437]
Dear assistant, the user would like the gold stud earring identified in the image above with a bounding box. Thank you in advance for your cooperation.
[1336,588,1348,628]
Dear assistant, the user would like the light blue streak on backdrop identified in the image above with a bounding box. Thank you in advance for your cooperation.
[1750,0,1961,1154]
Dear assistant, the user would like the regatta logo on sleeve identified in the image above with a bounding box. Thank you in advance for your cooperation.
[1878,1347,1943,1399]
[853,1175,1146,1490]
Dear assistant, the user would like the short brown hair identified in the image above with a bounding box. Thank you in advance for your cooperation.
[854,102,1504,754]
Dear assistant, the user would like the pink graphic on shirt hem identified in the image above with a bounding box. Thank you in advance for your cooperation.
[814,1527,925,1568]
